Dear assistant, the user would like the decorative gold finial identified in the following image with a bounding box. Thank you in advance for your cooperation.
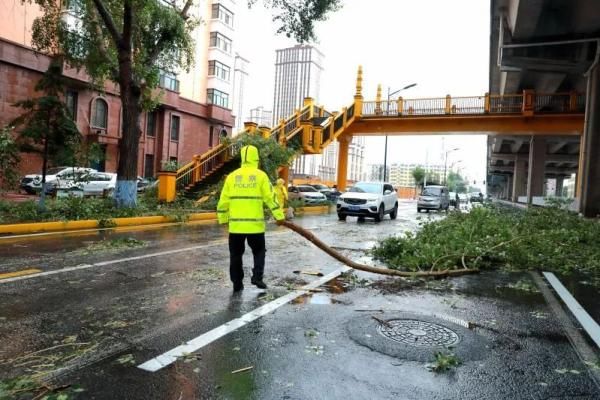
[355,65,363,97]
[376,84,382,102]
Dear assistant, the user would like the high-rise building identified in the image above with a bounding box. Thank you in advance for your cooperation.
[248,107,273,128]
[272,45,323,122]
[232,54,250,133]
[272,44,364,182]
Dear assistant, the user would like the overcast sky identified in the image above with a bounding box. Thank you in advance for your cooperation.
[235,0,491,185]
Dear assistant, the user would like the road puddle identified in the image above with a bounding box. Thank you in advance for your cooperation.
[292,293,342,305]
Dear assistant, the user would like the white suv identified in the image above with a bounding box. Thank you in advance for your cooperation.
[336,182,398,222]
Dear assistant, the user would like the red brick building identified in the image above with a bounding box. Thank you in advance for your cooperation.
[0,38,233,178]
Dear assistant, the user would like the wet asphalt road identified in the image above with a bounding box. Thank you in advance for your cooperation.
[1,201,599,400]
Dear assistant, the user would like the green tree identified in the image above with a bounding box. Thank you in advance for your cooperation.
[249,0,342,42]
[0,127,21,191]
[11,58,81,208]
[447,171,467,193]
[411,166,425,194]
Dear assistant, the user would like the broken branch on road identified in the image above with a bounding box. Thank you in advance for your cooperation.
[280,221,479,278]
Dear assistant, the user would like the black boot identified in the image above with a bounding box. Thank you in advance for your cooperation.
[251,277,267,289]
[233,282,244,292]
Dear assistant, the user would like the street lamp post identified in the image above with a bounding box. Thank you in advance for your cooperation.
[443,147,460,185]
[382,83,417,181]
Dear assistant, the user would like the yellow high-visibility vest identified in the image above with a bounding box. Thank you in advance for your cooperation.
[217,145,284,233]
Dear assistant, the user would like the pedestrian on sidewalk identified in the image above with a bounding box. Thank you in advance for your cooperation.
[217,145,284,292]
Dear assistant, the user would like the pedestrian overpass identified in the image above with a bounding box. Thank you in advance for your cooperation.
[174,66,585,198]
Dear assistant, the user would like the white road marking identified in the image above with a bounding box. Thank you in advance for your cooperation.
[0,230,296,284]
[543,272,600,349]
[137,266,352,372]
[0,241,229,284]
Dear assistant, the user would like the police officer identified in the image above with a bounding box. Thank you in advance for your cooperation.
[217,145,284,292]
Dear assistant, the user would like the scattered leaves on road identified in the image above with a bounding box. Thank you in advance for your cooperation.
[115,354,136,366]
[427,350,461,373]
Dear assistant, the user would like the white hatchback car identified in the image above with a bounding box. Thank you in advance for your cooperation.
[336,182,398,222]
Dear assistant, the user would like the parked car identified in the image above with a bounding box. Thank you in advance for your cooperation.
[137,176,156,192]
[288,185,327,205]
[417,185,450,212]
[309,183,334,200]
[55,172,117,197]
[336,181,398,222]
[458,193,468,204]
[21,167,96,195]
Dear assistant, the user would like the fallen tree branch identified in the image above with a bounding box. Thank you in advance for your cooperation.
[280,221,479,278]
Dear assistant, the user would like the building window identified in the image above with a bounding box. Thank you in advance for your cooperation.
[170,115,180,141]
[146,111,156,137]
[207,89,229,108]
[211,3,233,26]
[159,70,180,92]
[144,154,154,178]
[208,60,230,81]
[65,90,78,121]
[209,32,231,53]
[92,98,108,129]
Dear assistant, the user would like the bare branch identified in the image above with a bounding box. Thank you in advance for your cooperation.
[90,0,122,45]
[146,0,194,65]
[180,0,194,18]
[89,7,119,79]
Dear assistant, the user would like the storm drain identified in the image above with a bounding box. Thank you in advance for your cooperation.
[347,312,489,362]
[377,319,460,347]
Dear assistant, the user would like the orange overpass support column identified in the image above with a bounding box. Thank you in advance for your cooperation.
[336,135,351,191]
[581,64,600,217]
[512,159,527,203]
[526,136,546,206]
[279,166,289,187]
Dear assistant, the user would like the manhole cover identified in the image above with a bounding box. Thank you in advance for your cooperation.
[377,319,461,347]
[347,312,489,361]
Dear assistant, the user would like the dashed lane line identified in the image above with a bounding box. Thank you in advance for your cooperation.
[137,266,352,372]
[0,241,220,284]
[0,229,303,285]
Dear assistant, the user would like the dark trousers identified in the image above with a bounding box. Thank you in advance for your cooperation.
[228,233,266,284]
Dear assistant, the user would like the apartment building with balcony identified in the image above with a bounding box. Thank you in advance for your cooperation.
[0,0,235,178]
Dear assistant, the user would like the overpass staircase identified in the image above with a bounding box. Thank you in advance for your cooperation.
[176,100,356,199]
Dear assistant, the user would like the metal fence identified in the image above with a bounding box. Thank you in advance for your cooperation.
[361,93,585,117]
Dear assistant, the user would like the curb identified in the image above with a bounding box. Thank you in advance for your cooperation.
[0,207,331,236]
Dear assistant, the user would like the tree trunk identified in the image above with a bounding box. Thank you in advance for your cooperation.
[114,52,142,208]
[38,116,50,210]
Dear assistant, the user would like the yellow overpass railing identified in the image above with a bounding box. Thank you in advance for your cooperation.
[362,92,585,117]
